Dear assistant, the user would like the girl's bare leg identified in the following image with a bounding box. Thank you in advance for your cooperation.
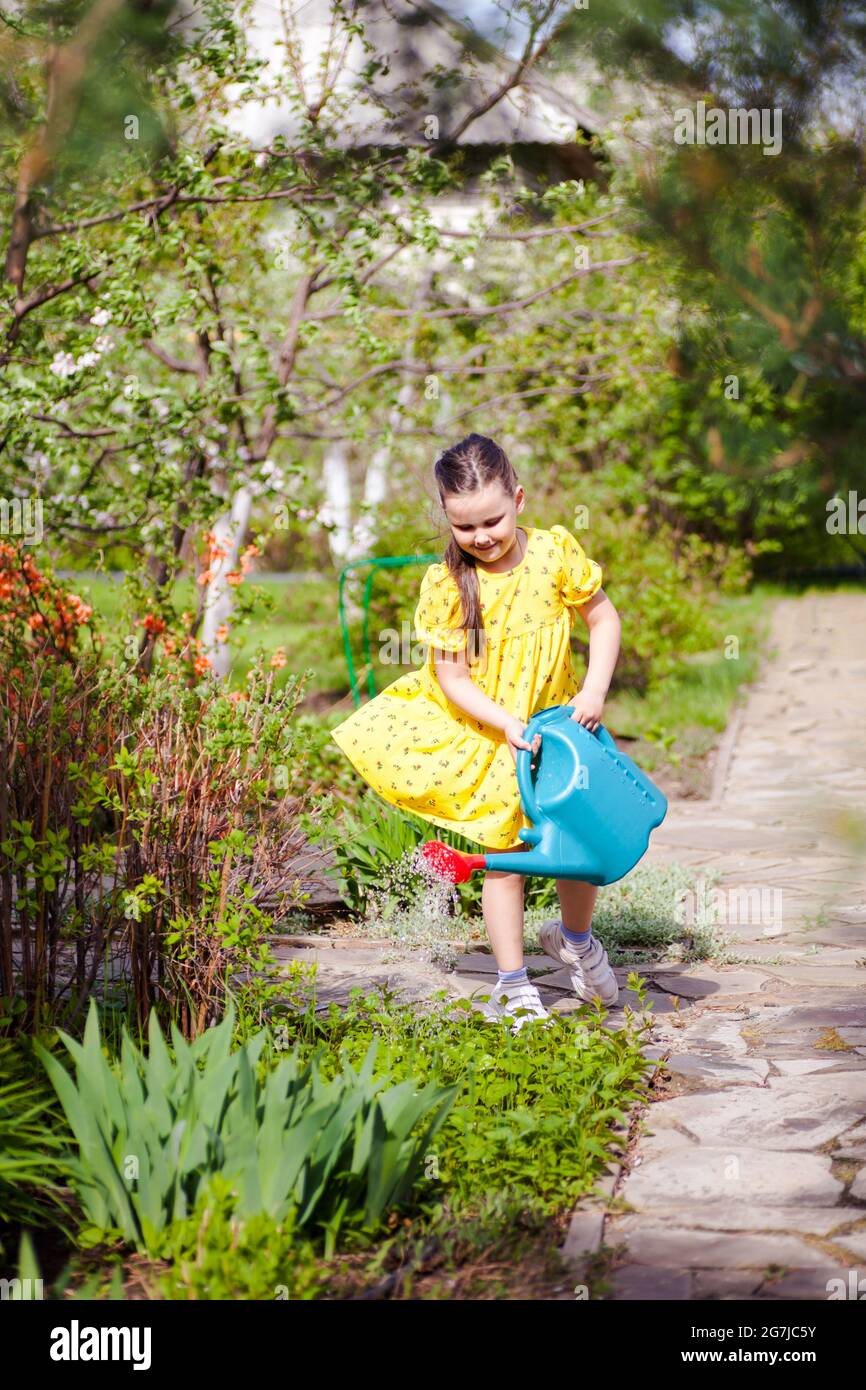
[482,843,529,971]
[555,878,599,935]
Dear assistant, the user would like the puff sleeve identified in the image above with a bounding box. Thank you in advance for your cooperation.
[551,524,603,609]
[412,564,467,653]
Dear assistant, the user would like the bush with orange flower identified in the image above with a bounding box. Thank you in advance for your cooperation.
[0,542,96,661]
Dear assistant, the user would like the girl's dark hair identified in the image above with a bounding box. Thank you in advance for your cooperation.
[433,434,518,666]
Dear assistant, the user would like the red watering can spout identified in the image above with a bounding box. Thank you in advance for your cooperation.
[420,841,487,884]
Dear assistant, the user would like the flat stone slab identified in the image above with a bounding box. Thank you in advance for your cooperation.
[773,1058,847,1076]
[758,964,866,988]
[647,1072,866,1150]
[621,1144,843,1208]
[453,952,507,976]
[835,1231,866,1261]
[755,1267,852,1300]
[650,969,770,998]
[614,1225,832,1271]
[759,1001,866,1028]
[607,1266,693,1300]
[810,925,866,949]
[692,1270,765,1299]
[664,1017,751,1056]
[665,1054,771,1084]
[610,1203,859,1237]
[560,1209,605,1269]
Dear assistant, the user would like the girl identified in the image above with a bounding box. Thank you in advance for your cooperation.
[330,434,622,1030]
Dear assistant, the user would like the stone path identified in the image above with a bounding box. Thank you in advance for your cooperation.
[274,592,866,1301]
[566,591,866,1300]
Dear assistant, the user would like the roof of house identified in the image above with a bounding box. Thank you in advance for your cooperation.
[230,0,605,148]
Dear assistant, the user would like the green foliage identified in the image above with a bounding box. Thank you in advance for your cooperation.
[528,862,724,967]
[35,1001,458,1257]
[306,793,461,918]
[289,980,654,1213]
[549,2,866,576]
[1,645,314,1035]
[0,1036,72,1237]
[308,791,562,924]
[153,1184,328,1300]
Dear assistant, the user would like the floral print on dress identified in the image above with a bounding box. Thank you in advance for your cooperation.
[330,525,603,850]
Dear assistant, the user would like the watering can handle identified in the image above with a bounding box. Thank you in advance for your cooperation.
[516,706,616,820]
[515,742,540,823]
[533,703,617,748]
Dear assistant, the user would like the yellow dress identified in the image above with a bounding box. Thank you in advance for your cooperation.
[330,524,603,850]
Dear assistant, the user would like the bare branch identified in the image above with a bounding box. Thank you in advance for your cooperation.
[435,213,615,242]
[432,0,562,150]
[31,182,317,241]
[310,255,644,321]
[252,269,319,461]
[142,340,199,374]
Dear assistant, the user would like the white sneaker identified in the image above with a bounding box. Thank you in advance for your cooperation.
[476,980,553,1034]
[539,919,619,1006]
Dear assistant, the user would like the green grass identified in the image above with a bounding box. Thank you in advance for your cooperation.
[63,572,346,691]
[70,573,780,763]
[603,584,774,767]
[525,862,725,966]
[12,980,653,1299]
[65,572,423,698]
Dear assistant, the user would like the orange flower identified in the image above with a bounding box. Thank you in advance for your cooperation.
[270,647,287,669]
[225,571,242,586]
[197,569,215,587]
[193,654,212,676]
[142,612,166,635]
[215,624,229,642]
[239,542,260,574]
[228,689,248,703]
[66,594,93,623]
[27,612,46,630]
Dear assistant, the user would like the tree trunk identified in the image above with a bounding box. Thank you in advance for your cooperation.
[200,485,253,679]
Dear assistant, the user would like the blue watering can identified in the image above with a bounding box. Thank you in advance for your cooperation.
[422,704,668,886]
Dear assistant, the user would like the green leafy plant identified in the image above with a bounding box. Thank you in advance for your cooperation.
[311,792,560,923]
[291,980,655,1213]
[153,1180,328,1300]
[36,1000,458,1257]
[0,1037,71,1239]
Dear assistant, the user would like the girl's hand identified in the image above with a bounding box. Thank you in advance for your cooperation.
[568,687,606,732]
[502,715,542,764]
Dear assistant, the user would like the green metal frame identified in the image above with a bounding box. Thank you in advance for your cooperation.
[338,554,439,707]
